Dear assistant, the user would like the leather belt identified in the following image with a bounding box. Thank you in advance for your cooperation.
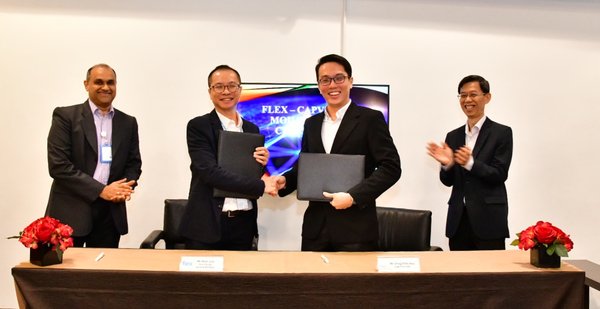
[222,210,250,218]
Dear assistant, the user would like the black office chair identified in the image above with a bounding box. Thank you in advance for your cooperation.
[376,206,442,251]
[140,199,258,250]
[140,199,187,249]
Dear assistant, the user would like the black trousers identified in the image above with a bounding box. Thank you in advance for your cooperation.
[301,224,378,252]
[185,210,256,251]
[449,209,505,251]
[73,199,120,248]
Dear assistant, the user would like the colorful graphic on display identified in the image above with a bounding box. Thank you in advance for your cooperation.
[237,83,390,175]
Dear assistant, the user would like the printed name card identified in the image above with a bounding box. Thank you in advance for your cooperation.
[377,256,421,272]
[179,256,224,272]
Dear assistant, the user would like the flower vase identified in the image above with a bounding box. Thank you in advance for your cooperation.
[530,246,560,268]
[30,245,63,266]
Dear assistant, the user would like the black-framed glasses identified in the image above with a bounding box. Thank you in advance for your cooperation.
[457,93,486,101]
[318,74,348,86]
[210,83,241,93]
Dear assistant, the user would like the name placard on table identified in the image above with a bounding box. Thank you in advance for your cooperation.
[377,256,421,272]
[178,255,420,272]
[179,256,224,272]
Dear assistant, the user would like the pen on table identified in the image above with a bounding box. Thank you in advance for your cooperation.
[320,254,329,264]
[95,251,105,262]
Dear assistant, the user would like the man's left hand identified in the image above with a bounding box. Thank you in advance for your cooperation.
[254,146,269,166]
[323,192,353,210]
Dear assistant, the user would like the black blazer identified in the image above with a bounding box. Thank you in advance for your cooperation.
[441,118,513,240]
[46,101,142,237]
[280,102,401,243]
[179,110,264,243]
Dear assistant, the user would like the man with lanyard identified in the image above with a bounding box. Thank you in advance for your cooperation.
[46,63,142,248]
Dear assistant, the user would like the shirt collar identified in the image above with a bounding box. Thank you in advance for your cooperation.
[216,110,243,130]
[324,100,351,122]
[465,115,487,135]
[88,100,114,116]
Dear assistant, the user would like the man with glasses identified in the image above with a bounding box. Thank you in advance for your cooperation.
[427,75,513,251]
[276,54,401,251]
[180,64,276,250]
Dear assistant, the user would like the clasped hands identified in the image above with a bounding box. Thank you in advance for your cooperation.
[255,147,353,208]
[255,146,283,197]
[100,178,136,202]
[426,142,472,167]
[261,174,285,197]
[261,175,353,209]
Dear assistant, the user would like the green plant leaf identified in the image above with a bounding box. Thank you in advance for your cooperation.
[546,245,556,256]
[554,244,569,257]
[510,239,520,246]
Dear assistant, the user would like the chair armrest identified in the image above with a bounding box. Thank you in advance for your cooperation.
[429,246,443,251]
[140,230,165,249]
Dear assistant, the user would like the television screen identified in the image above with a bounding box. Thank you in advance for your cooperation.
[237,83,390,175]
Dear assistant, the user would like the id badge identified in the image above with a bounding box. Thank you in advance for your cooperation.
[101,145,112,163]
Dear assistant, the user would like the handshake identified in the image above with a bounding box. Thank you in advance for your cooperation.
[261,175,286,197]
[259,175,354,209]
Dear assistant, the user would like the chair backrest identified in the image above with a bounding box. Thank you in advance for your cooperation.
[160,198,259,250]
[163,199,187,249]
[376,206,433,251]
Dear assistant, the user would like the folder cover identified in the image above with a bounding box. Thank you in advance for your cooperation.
[213,130,265,199]
[297,153,365,202]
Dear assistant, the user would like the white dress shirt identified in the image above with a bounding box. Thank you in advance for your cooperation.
[463,115,487,171]
[321,101,351,153]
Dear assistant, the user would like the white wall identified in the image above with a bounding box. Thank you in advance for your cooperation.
[1,0,599,307]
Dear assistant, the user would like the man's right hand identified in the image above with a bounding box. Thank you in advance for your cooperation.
[274,176,286,191]
[100,178,136,202]
[426,142,454,167]
[262,175,278,197]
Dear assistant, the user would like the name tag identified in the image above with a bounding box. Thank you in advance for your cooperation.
[101,145,112,163]
[377,256,421,272]
[179,256,224,272]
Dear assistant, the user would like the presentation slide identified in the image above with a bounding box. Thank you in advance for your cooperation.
[238,83,390,175]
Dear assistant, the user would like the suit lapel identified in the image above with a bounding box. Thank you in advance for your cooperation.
[330,103,359,153]
[209,110,223,141]
[472,118,493,158]
[81,101,98,155]
[111,110,123,162]
[307,113,326,153]
[241,118,254,133]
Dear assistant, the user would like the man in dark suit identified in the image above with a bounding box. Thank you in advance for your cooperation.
[276,54,401,251]
[179,65,276,250]
[46,64,142,248]
[427,75,513,250]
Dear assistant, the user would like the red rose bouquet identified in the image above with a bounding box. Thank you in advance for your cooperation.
[510,221,573,257]
[9,216,74,253]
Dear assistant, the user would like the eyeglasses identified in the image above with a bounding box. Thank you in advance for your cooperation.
[318,74,348,86]
[457,93,486,101]
[210,83,241,93]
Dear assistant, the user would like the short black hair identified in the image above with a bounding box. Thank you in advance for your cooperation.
[86,64,116,81]
[315,54,352,81]
[458,75,490,93]
[208,65,241,87]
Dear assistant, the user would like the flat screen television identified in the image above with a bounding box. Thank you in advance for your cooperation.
[237,83,390,175]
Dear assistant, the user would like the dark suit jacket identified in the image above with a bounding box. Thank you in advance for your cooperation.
[279,102,401,243]
[441,117,513,240]
[46,101,142,237]
[179,110,264,243]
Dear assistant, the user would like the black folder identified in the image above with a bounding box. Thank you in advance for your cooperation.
[213,131,265,199]
[297,153,365,202]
